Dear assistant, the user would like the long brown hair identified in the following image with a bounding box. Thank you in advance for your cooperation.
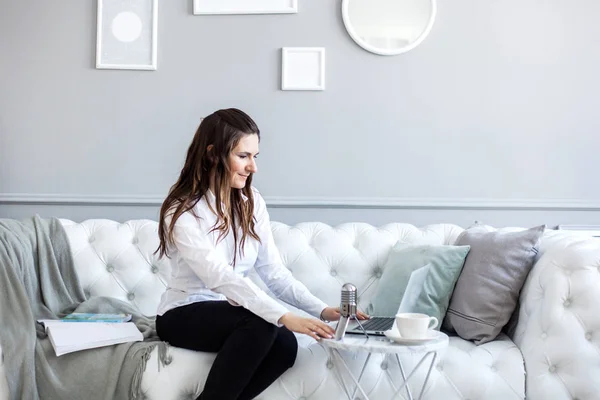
[156,108,261,265]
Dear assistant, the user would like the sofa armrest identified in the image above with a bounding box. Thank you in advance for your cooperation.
[512,234,600,400]
[0,343,8,400]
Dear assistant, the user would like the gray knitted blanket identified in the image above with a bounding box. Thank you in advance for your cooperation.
[0,216,168,400]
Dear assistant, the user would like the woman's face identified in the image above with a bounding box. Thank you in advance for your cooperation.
[228,134,259,189]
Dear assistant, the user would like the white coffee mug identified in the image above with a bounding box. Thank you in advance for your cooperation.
[395,313,438,339]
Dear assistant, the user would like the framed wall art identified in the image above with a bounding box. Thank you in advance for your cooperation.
[96,0,158,70]
[193,0,298,15]
[281,47,326,91]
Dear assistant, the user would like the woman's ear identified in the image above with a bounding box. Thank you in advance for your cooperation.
[206,145,217,164]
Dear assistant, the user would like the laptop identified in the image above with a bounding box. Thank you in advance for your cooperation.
[346,316,395,336]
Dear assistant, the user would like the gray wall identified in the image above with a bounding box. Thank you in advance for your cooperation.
[1,0,600,228]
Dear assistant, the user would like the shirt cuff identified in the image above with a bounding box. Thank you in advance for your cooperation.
[256,291,292,326]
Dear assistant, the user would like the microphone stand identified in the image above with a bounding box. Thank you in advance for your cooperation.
[334,283,370,340]
[353,314,369,339]
[335,310,370,340]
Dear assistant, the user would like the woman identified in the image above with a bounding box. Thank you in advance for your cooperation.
[155,108,367,400]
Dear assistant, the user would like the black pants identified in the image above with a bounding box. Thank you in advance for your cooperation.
[156,301,298,400]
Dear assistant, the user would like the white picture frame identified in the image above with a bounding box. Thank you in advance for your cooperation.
[281,47,326,91]
[96,0,158,70]
[193,0,297,15]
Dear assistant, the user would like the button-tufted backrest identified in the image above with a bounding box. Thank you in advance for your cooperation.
[263,222,465,311]
[60,219,171,316]
[512,231,600,399]
[59,219,465,316]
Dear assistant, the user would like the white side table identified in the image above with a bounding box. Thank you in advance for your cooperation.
[320,331,448,400]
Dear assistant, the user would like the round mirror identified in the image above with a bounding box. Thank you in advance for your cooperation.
[342,0,437,56]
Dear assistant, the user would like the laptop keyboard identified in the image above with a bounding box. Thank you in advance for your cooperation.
[359,317,394,332]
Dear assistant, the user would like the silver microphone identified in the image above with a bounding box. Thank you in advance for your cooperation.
[334,283,358,340]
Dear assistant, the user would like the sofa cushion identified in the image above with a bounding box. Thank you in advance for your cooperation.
[443,225,544,344]
[367,242,470,324]
[426,333,525,400]
[137,332,524,400]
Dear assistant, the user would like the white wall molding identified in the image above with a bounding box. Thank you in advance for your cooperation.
[556,224,600,236]
[265,197,600,210]
[0,193,163,206]
[2,193,600,210]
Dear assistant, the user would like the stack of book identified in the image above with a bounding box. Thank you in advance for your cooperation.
[38,313,143,357]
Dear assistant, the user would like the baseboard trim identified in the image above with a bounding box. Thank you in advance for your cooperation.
[1,193,600,210]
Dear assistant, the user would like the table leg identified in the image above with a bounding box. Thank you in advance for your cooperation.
[330,348,372,400]
[390,351,437,400]
[350,352,372,399]
[395,354,413,400]
[330,351,354,400]
[417,352,437,400]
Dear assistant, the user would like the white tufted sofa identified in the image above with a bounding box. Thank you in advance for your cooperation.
[1,219,599,400]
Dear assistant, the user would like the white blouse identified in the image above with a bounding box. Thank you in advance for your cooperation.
[156,187,329,326]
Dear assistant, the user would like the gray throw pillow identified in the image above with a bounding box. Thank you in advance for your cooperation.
[443,225,545,344]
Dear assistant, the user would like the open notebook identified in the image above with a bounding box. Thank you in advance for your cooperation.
[38,319,143,357]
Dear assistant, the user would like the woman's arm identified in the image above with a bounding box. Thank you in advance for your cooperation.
[252,191,329,318]
[171,210,291,326]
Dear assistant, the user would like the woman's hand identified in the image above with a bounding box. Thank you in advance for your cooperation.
[320,307,370,322]
[278,313,336,341]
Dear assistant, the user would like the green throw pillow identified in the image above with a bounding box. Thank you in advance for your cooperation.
[367,242,470,326]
